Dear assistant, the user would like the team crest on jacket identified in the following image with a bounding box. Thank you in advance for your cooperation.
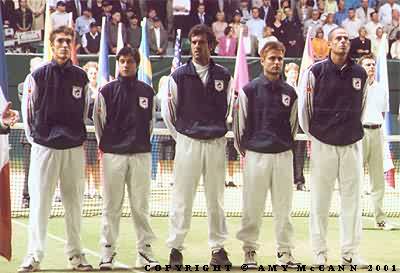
[352,78,362,90]
[282,94,291,107]
[139,97,149,109]
[215,80,224,92]
[72,86,82,99]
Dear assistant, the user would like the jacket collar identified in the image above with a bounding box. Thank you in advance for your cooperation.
[258,73,284,86]
[185,58,216,76]
[326,54,354,72]
[118,75,137,85]
[50,59,73,69]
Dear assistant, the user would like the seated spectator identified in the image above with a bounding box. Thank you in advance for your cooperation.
[149,16,168,55]
[127,14,141,49]
[282,7,303,57]
[356,0,374,24]
[75,8,96,37]
[379,0,400,26]
[259,0,277,26]
[246,7,266,40]
[66,0,88,21]
[257,26,278,55]
[365,11,383,39]
[385,9,400,46]
[27,0,45,32]
[191,3,212,27]
[277,0,290,21]
[239,0,252,23]
[350,26,372,59]
[311,27,329,61]
[97,0,113,25]
[390,31,400,59]
[107,11,127,54]
[303,9,322,38]
[271,10,285,42]
[230,10,242,38]
[371,27,389,57]
[296,0,312,26]
[241,24,258,56]
[51,1,71,29]
[218,26,237,56]
[322,13,338,40]
[92,0,104,24]
[324,0,338,14]
[15,0,33,32]
[342,8,362,39]
[146,7,158,31]
[334,0,347,26]
[317,0,325,15]
[212,11,228,40]
[82,22,101,54]
[48,0,63,12]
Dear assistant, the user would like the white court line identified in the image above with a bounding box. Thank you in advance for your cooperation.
[12,219,130,269]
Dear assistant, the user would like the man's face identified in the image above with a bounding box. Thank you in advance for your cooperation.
[112,12,121,23]
[130,18,139,25]
[240,1,248,9]
[57,5,66,12]
[104,4,112,12]
[198,5,205,14]
[51,33,72,63]
[261,49,284,78]
[252,8,259,19]
[148,9,156,19]
[348,9,355,19]
[329,28,350,56]
[154,20,161,28]
[361,0,368,8]
[338,0,345,9]
[20,0,27,8]
[83,10,91,18]
[393,10,399,21]
[312,10,319,20]
[90,26,98,33]
[327,13,334,23]
[284,8,292,18]
[118,55,137,77]
[371,12,379,23]
[361,58,376,78]
[190,34,211,64]
[263,0,271,7]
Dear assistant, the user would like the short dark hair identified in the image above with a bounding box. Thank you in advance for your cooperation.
[50,26,74,44]
[260,41,286,59]
[56,1,66,7]
[358,53,375,65]
[327,27,346,41]
[188,24,217,50]
[224,26,233,36]
[116,47,140,65]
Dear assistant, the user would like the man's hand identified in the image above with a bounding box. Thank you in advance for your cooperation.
[1,102,20,127]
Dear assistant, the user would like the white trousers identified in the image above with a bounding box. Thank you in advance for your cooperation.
[100,153,156,256]
[362,128,386,223]
[236,150,294,253]
[309,138,363,256]
[27,144,85,261]
[166,133,228,251]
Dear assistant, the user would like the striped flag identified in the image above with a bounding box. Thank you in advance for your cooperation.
[115,22,124,78]
[97,17,110,88]
[43,4,53,62]
[137,18,152,86]
[0,7,12,261]
[376,34,395,188]
[172,29,182,71]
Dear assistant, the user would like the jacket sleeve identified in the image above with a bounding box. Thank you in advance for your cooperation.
[298,68,315,136]
[233,88,248,156]
[290,98,299,140]
[21,73,37,144]
[93,91,107,144]
[161,76,178,140]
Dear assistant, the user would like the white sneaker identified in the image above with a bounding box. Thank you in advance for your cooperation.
[376,221,395,231]
[99,252,116,270]
[17,255,40,272]
[312,252,327,266]
[68,253,93,271]
[136,245,160,269]
[276,252,301,268]
[243,250,257,269]
[341,254,369,269]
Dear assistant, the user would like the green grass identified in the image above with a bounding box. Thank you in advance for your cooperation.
[1,217,399,272]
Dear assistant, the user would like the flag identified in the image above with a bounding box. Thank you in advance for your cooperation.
[0,8,12,261]
[137,18,152,86]
[172,29,182,71]
[68,12,78,65]
[43,4,53,62]
[115,23,124,78]
[97,16,110,88]
[376,34,395,188]
[232,28,249,95]
[299,27,315,78]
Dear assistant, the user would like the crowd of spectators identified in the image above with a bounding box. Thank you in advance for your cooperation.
[2,0,400,59]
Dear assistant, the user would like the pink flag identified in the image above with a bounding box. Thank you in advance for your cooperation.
[233,29,249,95]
